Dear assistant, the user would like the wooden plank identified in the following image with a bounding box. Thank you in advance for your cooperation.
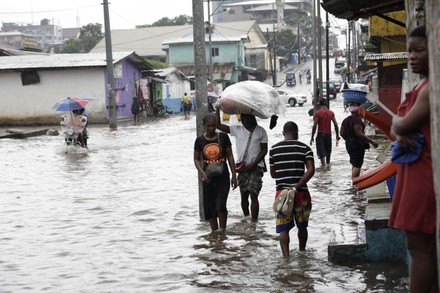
[0,129,49,139]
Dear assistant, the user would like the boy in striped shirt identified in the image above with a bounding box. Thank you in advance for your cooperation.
[269,121,315,258]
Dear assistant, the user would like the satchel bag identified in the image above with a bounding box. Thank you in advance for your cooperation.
[204,134,224,178]
[236,131,253,173]
[205,162,224,177]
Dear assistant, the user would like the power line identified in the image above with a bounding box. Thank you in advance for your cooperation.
[0,4,99,15]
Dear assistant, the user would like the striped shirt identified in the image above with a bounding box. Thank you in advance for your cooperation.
[269,139,314,191]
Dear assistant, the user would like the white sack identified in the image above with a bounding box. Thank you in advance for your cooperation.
[217,81,286,119]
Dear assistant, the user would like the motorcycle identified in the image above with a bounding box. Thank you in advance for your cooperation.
[60,110,88,149]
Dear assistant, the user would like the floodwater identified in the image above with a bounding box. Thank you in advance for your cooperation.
[0,98,408,292]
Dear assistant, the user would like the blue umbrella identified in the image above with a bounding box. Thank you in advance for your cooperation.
[52,97,91,112]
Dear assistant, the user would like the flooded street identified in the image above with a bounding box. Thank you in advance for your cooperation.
[0,98,408,292]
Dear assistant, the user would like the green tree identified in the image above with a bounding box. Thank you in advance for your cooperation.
[275,29,297,60]
[150,15,192,26]
[78,23,103,52]
[55,23,103,53]
[54,38,82,53]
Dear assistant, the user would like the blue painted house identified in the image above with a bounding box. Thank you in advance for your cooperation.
[162,20,270,91]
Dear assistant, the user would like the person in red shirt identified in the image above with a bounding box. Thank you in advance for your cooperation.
[310,98,340,166]
[388,25,437,293]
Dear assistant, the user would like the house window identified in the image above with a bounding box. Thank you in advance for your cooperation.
[229,9,235,15]
[21,70,40,86]
[211,47,219,57]
[249,54,257,68]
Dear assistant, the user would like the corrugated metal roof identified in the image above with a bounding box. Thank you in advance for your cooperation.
[0,51,151,70]
[90,21,262,58]
[224,0,311,6]
[176,62,234,81]
[162,21,256,45]
[152,67,187,79]
[364,52,407,61]
[0,48,45,56]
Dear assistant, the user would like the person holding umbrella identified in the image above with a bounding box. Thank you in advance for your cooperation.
[60,107,87,147]
[54,97,90,148]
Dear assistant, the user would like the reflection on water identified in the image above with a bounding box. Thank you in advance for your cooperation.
[0,99,408,292]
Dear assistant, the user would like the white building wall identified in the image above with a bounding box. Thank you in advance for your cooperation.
[162,74,190,100]
[0,68,106,123]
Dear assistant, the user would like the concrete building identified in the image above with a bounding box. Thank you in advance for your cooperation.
[0,52,153,126]
[1,19,63,52]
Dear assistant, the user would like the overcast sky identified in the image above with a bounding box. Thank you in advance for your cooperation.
[0,0,195,29]
[1,0,347,49]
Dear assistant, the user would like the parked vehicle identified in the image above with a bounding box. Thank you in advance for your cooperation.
[322,81,337,100]
[286,71,296,86]
[334,57,346,74]
[276,89,307,107]
[330,78,342,93]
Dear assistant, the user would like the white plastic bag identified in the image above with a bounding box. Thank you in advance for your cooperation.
[217,81,286,119]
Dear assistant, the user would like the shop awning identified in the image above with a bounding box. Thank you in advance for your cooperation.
[364,52,407,61]
[321,0,405,21]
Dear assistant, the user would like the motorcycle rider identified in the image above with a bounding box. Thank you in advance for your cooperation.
[60,107,88,147]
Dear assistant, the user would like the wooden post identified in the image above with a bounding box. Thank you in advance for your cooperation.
[426,0,440,284]
[193,0,208,221]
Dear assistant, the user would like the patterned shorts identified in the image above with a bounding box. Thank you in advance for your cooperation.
[275,190,312,233]
[237,167,264,194]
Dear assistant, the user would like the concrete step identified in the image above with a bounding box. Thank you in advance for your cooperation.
[328,188,407,263]
[328,223,367,262]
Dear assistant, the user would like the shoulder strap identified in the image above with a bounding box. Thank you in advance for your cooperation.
[217,132,222,151]
[242,131,253,161]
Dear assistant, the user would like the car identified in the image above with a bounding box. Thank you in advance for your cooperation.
[321,81,337,100]
[330,78,342,93]
[276,89,307,107]
[334,57,346,74]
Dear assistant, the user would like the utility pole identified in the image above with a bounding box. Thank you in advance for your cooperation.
[193,0,208,221]
[207,0,214,88]
[325,12,330,108]
[347,21,351,82]
[317,0,323,101]
[312,0,317,109]
[297,22,301,65]
[353,21,357,79]
[272,3,277,86]
[103,0,117,129]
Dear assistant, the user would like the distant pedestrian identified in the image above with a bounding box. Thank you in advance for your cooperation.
[182,92,192,119]
[269,121,315,258]
[131,96,141,125]
[340,103,378,178]
[310,98,340,166]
